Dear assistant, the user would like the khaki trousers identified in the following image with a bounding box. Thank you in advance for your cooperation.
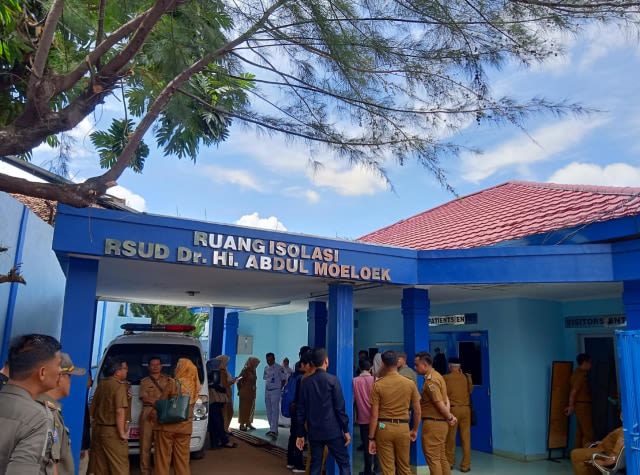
[570,447,601,475]
[223,401,233,432]
[421,420,451,475]
[139,406,155,475]
[238,394,255,425]
[575,403,594,448]
[375,422,412,475]
[89,426,129,475]
[446,406,471,471]
[153,430,191,475]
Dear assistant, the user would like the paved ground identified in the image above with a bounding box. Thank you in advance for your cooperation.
[129,436,292,474]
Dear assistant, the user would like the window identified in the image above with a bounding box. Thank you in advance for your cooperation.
[100,344,204,385]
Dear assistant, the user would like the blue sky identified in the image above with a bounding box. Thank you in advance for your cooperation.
[3,23,640,239]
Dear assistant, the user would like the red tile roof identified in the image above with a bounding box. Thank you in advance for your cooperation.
[359,181,640,250]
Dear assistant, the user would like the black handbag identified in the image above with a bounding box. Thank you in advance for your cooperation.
[155,379,190,424]
[466,374,477,426]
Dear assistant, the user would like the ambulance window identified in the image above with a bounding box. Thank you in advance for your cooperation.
[99,344,204,385]
[457,341,482,385]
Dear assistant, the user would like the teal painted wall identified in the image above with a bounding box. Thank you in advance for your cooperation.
[0,193,65,348]
[234,311,307,412]
[355,296,624,460]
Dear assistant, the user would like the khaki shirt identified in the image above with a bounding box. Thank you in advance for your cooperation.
[371,372,420,420]
[38,394,74,475]
[420,369,448,419]
[443,371,473,406]
[0,384,55,475]
[140,374,170,407]
[398,365,418,385]
[91,377,130,426]
[570,369,591,403]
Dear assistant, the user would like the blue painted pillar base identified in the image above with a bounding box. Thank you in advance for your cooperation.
[223,312,240,380]
[327,284,354,475]
[402,287,430,469]
[615,329,640,473]
[623,280,640,330]
[59,257,99,470]
[307,301,328,348]
[208,307,225,359]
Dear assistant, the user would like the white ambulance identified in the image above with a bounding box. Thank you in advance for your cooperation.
[91,324,209,458]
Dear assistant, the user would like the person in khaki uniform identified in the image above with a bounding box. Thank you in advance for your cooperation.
[414,351,457,475]
[237,357,260,431]
[565,353,594,448]
[39,353,86,475]
[152,358,201,475]
[0,334,62,475]
[443,357,472,473]
[368,351,421,475]
[138,356,170,475]
[570,426,624,475]
[89,357,130,475]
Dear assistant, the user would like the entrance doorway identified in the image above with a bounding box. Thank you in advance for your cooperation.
[430,331,493,453]
[581,335,620,441]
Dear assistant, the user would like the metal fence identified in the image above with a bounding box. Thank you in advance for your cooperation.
[615,329,640,473]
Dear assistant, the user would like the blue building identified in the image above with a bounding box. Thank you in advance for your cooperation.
[2,179,640,471]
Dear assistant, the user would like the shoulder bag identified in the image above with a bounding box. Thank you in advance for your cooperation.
[466,373,477,426]
[155,379,190,424]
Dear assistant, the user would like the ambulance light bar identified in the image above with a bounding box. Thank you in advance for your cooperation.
[120,323,196,333]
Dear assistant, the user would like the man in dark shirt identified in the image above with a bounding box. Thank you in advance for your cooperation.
[296,348,351,475]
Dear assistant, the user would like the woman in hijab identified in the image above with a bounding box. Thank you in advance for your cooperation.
[153,358,201,475]
[206,358,237,449]
[237,356,260,431]
[215,355,236,433]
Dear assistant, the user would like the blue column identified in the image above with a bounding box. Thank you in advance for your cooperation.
[1,206,29,364]
[623,280,640,330]
[402,287,430,469]
[223,312,239,378]
[208,307,226,359]
[615,329,640,473]
[327,284,354,474]
[307,301,328,348]
[59,257,99,469]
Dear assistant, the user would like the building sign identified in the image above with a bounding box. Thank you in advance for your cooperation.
[103,232,392,282]
[429,313,478,327]
[564,314,626,329]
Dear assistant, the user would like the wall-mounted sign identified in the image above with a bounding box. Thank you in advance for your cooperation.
[103,232,392,282]
[564,314,626,329]
[429,313,478,327]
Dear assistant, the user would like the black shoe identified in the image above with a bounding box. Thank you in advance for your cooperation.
[460,469,471,473]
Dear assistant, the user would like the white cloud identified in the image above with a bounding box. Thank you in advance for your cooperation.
[202,166,264,192]
[235,212,287,231]
[460,117,607,183]
[308,163,388,196]
[577,25,637,71]
[283,186,321,204]
[305,190,320,203]
[107,185,147,211]
[548,162,640,187]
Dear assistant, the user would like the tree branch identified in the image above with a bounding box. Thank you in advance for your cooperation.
[99,0,288,184]
[55,13,148,93]
[0,172,108,207]
[0,267,26,285]
[29,0,64,82]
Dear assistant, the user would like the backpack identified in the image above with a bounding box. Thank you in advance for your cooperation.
[280,372,301,418]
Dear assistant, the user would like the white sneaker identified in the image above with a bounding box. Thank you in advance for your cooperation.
[291,469,305,473]
[286,465,294,469]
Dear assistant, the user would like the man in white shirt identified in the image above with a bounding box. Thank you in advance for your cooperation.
[263,352,286,438]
